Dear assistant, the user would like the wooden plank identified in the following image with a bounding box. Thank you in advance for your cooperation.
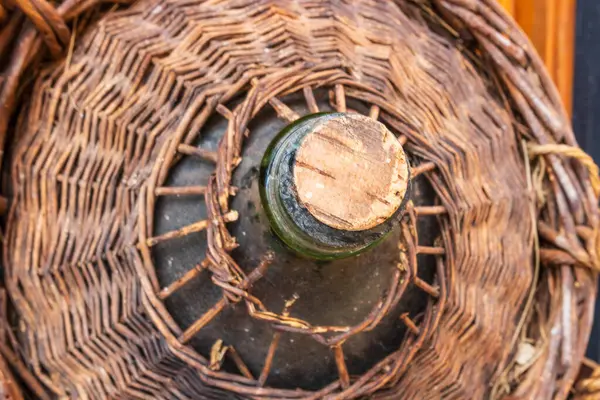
[498,0,515,15]
[510,0,576,114]
[555,0,576,114]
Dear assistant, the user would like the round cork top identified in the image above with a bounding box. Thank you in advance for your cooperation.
[293,114,410,232]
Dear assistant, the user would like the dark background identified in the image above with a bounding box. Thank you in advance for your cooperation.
[573,0,600,361]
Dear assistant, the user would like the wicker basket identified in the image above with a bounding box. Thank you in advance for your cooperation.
[0,0,598,399]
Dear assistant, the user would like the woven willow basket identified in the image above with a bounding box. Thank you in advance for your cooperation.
[0,0,599,399]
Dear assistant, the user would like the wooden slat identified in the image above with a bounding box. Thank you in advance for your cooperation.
[510,0,576,114]
[498,0,515,15]
[555,0,576,114]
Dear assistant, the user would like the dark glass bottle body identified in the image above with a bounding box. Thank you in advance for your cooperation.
[155,93,436,390]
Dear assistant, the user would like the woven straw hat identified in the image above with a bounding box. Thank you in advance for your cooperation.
[0,1,598,399]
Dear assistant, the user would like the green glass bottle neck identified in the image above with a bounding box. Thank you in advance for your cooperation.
[259,113,411,260]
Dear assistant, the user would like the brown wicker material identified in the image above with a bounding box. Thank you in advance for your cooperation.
[0,357,22,400]
[574,359,600,399]
[0,0,598,399]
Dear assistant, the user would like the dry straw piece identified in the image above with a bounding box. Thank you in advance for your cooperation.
[0,0,598,399]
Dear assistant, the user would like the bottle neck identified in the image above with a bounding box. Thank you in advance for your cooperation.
[259,112,411,260]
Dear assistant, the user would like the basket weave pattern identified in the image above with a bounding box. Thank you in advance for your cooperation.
[0,0,598,399]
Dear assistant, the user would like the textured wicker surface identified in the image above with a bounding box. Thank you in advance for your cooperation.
[574,359,600,399]
[0,0,598,399]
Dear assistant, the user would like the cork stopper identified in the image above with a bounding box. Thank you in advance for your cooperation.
[293,114,409,232]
